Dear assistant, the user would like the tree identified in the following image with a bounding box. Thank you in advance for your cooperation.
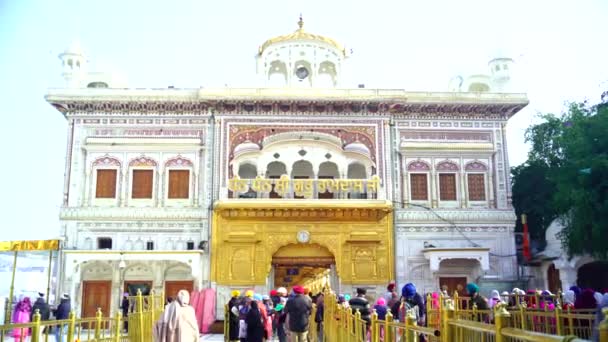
[512,98,608,259]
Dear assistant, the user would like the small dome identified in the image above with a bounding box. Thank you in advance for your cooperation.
[63,41,84,56]
[344,142,370,157]
[233,141,260,157]
[258,16,345,57]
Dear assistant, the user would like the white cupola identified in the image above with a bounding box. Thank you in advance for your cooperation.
[488,56,514,92]
[256,16,348,88]
[58,41,87,88]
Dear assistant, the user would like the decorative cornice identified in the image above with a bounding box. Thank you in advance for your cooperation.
[45,88,528,119]
[395,209,516,224]
[395,226,510,233]
[60,206,207,221]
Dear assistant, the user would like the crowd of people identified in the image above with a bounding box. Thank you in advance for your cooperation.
[226,281,608,342]
[6,291,71,341]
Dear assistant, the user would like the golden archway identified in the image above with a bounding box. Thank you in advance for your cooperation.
[210,199,394,286]
[272,243,335,293]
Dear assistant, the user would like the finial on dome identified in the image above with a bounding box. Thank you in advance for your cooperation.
[297,14,304,30]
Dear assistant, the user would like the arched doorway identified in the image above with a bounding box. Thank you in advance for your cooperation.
[577,261,608,291]
[271,243,336,294]
[547,263,561,294]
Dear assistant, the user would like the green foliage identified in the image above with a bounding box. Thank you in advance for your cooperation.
[511,99,608,259]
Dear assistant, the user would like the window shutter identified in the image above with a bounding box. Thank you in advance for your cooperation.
[439,174,457,201]
[168,170,190,199]
[131,170,154,199]
[467,174,486,201]
[410,174,428,200]
[95,169,117,198]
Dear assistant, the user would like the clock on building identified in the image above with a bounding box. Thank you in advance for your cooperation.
[296,230,310,243]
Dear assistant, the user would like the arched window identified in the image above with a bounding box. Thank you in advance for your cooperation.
[408,161,430,201]
[238,163,257,179]
[437,161,459,201]
[266,161,287,198]
[318,161,339,199]
[465,162,488,202]
[347,163,368,199]
[292,160,313,199]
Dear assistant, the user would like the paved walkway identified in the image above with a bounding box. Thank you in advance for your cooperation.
[200,335,224,341]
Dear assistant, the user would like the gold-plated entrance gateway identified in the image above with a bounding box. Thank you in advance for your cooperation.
[210,199,394,286]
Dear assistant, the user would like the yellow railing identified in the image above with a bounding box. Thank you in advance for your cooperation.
[222,290,608,342]
[0,290,162,342]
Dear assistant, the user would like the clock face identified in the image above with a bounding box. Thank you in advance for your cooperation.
[296,230,310,243]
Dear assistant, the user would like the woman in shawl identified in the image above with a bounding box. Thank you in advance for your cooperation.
[488,290,502,310]
[153,289,199,342]
[245,301,265,342]
[12,296,32,339]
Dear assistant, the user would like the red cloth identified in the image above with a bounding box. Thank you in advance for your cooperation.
[293,286,304,294]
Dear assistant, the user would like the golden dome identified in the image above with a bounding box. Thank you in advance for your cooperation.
[258,16,345,56]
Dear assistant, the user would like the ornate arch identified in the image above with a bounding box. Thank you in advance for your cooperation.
[92,155,121,168]
[436,160,459,172]
[264,237,340,280]
[465,161,488,172]
[165,155,193,167]
[407,160,431,171]
[129,155,158,167]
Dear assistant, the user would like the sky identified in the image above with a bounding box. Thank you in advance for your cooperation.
[0,0,606,241]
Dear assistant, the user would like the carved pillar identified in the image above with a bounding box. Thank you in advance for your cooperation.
[85,169,92,206]
[430,170,438,208]
[487,159,495,208]
[120,169,128,207]
[460,172,467,208]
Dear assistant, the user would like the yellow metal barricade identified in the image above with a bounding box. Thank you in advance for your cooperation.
[0,290,161,342]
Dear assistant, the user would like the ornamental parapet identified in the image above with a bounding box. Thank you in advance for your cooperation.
[395,208,516,224]
[59,206,206,221]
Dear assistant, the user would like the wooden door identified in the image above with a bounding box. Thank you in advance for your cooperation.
[82,281,111,319]
[547,264,561,294]
[165,281,193,302]
[439,277,467,296]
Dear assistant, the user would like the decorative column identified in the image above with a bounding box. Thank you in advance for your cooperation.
[487,158,496,208]
[430,158,438,208]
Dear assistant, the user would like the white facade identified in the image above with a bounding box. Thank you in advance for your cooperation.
[48,19,528,317]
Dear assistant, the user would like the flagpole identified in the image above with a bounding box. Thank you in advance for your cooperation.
[46,250,53,300]
[5,250,18,324]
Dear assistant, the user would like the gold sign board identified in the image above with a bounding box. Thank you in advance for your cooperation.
[0,239,60,252]
[228,175,380,198]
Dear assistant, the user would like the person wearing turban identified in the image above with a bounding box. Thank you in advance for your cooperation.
[466,283,489,322]
[227,290,241,341]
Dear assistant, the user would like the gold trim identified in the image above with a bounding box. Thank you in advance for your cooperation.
[0,239,60,252]
[258,17,345,56]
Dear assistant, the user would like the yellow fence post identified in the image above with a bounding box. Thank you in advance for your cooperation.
[311,304,317,342]
[95,307,102,339]
[31,309,41,342]
[137,289,145,342]
[599,307,608,342]
[354,309,362,341]
[113,312,122,342]
[150,289,157,325]
[441,300,454,342]
[494,303,510,342]
[385,311,393,342]
[370,309,378,342]
[519,302,527,330]
[405,310,416,342]
[554,304,563,335]
[67,310,76,342]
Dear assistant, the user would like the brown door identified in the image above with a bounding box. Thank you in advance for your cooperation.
[82,281,111,321]
[165,281,193,302]
[439,277,467,296]
[547,264,561,294]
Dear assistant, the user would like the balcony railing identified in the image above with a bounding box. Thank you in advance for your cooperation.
[227,176,381,200]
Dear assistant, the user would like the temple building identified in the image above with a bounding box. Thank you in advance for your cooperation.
[46,17,528,319]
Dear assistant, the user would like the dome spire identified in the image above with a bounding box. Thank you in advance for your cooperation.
[297,14,304,30]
